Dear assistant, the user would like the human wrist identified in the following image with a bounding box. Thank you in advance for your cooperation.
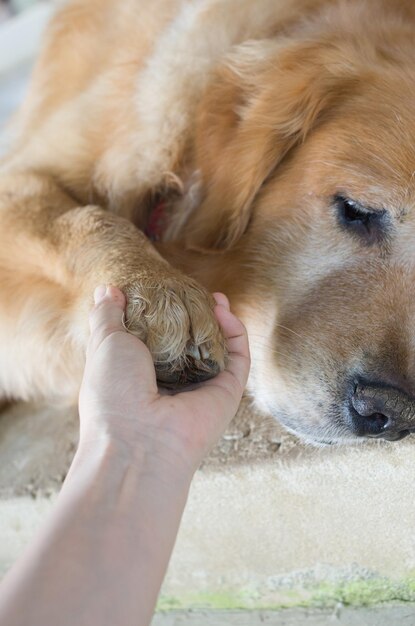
[74,425,196,488]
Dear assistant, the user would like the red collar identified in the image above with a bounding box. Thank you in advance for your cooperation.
[145,199,169,242]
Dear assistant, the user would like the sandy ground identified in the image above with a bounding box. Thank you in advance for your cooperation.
[0,395,377,498]
[0,397,301,497]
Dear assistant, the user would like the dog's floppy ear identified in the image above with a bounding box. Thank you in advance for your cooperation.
[185,39,358,249]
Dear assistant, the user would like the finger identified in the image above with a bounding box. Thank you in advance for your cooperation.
[214,304,251,392]
[88,285,127,355]
[157,302,250,444]
[177,305,250,425]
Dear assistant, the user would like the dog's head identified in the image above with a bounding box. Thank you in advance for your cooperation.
[185,2,415,444]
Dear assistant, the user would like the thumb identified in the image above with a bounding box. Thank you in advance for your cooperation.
[87,285,127,356]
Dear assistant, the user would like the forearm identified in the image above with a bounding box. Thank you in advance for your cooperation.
[0,281,250,626]
[0,436,193,626]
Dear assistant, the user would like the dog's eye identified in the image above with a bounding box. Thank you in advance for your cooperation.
[334,195,386,243]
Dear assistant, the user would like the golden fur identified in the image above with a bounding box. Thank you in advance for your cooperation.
[2,0,415,442]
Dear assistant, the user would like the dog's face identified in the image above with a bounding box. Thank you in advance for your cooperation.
[244,102,415,445]
[186,5,415,444]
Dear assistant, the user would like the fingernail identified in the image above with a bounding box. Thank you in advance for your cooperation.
[94,285,107,304]
[212,293,228,309]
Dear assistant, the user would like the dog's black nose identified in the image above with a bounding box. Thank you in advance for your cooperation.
[348,379,415,441]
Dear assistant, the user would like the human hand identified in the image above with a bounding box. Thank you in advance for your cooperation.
[79,286,250,473]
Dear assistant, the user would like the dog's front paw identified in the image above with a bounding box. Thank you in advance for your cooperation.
[124,275,226,387]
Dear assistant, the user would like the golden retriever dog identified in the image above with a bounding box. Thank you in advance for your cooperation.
[1,0,415,445]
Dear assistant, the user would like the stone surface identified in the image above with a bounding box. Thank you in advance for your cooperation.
[1,398,415,614]
[151,607,415,626]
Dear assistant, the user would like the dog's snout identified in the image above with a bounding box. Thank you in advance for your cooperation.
[348,379,415,441]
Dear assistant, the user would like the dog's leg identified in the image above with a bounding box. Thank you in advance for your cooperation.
[0,173,225,403]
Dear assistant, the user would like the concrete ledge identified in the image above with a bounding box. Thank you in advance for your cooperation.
[151,607,415,625]
[1,399,415,617]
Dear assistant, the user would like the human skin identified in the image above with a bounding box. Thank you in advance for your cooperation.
[0,286,250,626]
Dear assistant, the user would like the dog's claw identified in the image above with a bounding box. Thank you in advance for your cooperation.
[187,344,202,360]
[199,344,211,360]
